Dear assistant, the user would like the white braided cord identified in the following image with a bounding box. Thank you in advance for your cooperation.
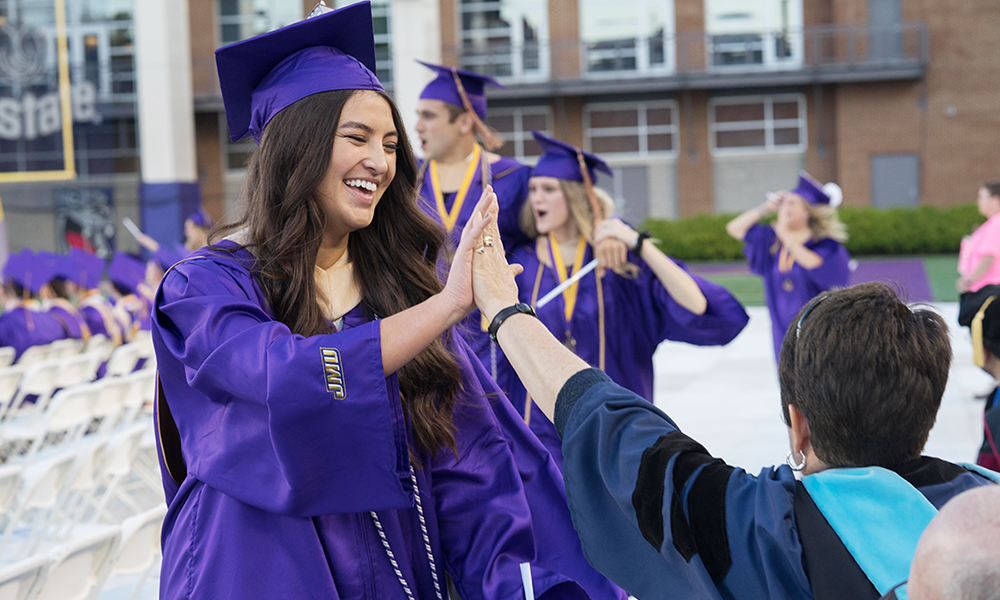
[370,465,443,600]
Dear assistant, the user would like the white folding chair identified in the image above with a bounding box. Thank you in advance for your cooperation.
[0,452,75,558]
[90,378,129,435]
[88,423,147,524]
[0,364,25,423]
[0,361,62,423]
[118,370,155,428]
[52,352,101,390]
[0,554,48,600]
[103,344,143,378]
[34,526,120,600]
[0,346,17,369]
[0,464,24,530]
[91,505,166,600]
[1,384,98,463]
[15,345,50,368]
[46,339,83,361]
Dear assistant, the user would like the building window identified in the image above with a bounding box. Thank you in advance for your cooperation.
[580,0,674,76]
[487,106,552,161]
[709,94,806,153]
[704,0,803,70]
[584,101,678,157]
[221,116,255,171]
[217,0,301,46]
[334,0,392,89]
[460,0,548,80]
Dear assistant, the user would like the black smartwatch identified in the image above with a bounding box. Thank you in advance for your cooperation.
[488,303,536,343]
[632,230,651,253]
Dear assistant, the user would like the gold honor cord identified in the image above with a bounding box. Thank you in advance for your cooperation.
[548,234,588,323]
[429,144,481,233]
[778,246,796,273]
[973,295,998,368]
[524,257,547,426]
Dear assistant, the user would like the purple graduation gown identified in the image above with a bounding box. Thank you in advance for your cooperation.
[498,242,749,463]
[79,292,123,345]
[46,299,88,340]
[742,224,851,360]
[152,243,624,600]
[417,156,531,369]
[0,304,66,360]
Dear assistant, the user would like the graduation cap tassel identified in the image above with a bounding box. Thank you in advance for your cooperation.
[576,151,605,229]
[451,70,505,151]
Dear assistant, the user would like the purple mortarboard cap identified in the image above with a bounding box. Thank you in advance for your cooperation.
[186,212,213,229]
[417,61,503,120]
[38,250,77,281]
[216,1,383,143]
[791,171,843,207]
[70,248,104,290]
[530,131,612,183]
[108,252,146,294]
[6,250,54,295]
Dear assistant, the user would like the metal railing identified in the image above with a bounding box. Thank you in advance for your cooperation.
[445,21,928,84]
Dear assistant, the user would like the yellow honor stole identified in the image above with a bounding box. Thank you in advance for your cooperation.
[548,234,588,323]
[429,144,481,233]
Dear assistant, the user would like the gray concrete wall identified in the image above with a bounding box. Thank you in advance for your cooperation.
[712,152,804,214]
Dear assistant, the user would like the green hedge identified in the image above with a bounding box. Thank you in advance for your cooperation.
[643,204,984,261]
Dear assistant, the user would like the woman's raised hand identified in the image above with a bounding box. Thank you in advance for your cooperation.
[470,188,523,322]
[440,186,499,321]
[593,219,636,273]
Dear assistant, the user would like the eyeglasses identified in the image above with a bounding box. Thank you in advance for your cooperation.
[795,292,831,340]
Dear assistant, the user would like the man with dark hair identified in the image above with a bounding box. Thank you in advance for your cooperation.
[469,221,998,600]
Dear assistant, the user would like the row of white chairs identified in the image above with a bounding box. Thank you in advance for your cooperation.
[1,369,156,464]
[0,504,165,600]
[0,340,155,426]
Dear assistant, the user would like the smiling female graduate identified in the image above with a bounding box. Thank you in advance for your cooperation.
[497,132,748,464]
[151,4,623,600]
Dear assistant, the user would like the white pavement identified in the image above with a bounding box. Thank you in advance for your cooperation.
[651,303,991,475]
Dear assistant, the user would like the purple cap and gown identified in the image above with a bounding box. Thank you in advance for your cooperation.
[71,249,120,344]
[0,250,67,359]
[153,4,622,600]
[37,251,89,340]
[742,172,851,360]
[496,133,750,464]
[415,61,531,368]
[108,252,152,336]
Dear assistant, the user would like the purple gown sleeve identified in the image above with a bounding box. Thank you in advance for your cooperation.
[435,334,627,600]
[800,238,851,290]
[153,257,413,516]
[629,257,749,348]
[742,224,776,276]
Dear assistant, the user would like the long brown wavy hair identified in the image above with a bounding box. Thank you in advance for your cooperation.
[214,90,461,455]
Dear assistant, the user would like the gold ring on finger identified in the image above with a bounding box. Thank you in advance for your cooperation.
[483,235,494,247]
[474,245,486,254]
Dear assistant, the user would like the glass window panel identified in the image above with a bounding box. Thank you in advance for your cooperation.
[589,109,639,129]
[495,141,516,158]
[521,113,548,131]
[773,127,800,146]
[591,135,639,153]
[221,23,242,44]
[648,133,673,151]
[647,107,672,126]
[773,101,799,120]
[488,115,515,132]
[219,0,240,16]
[714,103,765,123]
[715,129,766,148]
[373,15,388,35]
[523,138,543,157]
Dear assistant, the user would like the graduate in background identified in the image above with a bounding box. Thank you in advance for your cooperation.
[72,248,122,347]
[107,252,152,341]
[413,62,531,371]
[499,131,748,463]
[131,211,213,272]
[37,251,90,341]
[152,5,623,600]
[968,295,1000,471]
[0,250,66,360]
[726,172,851,361]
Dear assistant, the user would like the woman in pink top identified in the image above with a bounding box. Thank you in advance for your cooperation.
[957,182,1000,327]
